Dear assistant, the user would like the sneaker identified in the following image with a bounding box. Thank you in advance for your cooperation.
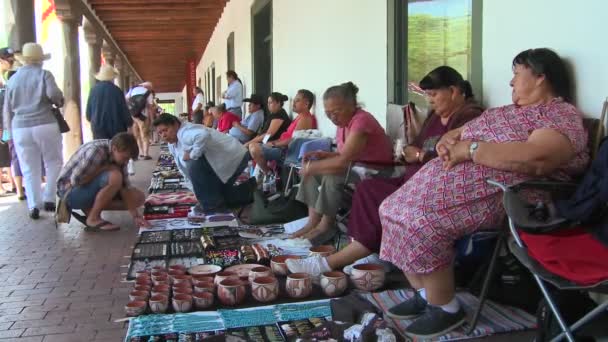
[286,255,330,277]
[343,253,393,276]
[404,306,466,339]
[128,160,135,176]
[29,208,40,220]
[386,291,427,319]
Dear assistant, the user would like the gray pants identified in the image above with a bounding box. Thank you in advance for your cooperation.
[296,173,361,217]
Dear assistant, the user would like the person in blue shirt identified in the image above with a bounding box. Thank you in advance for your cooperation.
[222,70,243,117]
[86,65,133,140]
[228,94,265,143]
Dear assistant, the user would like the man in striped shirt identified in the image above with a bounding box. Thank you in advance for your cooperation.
[57,133,150,231]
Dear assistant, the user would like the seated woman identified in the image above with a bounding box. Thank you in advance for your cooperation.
[287,66,483,275]
[378,48,589,338]
[249,89,317,174]
[291,82,393,244]
[244,92,292,149]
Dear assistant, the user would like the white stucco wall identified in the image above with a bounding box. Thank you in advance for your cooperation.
[156,92,184,115]
[197,0,388,137]
[482,0,608,117]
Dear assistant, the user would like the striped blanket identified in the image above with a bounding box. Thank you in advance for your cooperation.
[361,289,536,341]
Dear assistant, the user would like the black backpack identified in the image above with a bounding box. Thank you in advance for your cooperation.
[128,89,150,120]
[536,291,599,342]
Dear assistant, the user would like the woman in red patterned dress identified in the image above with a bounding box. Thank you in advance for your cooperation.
[379,48,590,338]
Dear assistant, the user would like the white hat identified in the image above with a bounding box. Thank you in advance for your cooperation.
[95,64,118,81]
[14,43,51,64]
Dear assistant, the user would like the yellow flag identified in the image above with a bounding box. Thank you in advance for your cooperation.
[40,0,57,44]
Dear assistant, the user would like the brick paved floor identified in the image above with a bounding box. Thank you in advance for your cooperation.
[0,147,161,342]
[0,146,539,342]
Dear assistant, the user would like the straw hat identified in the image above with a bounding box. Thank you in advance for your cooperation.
[95,64,118,81]
[14,43,50,64]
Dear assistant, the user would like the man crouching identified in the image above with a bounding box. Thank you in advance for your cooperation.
[57,133,150,231]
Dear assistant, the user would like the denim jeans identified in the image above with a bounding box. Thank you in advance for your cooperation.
[186,154,251,211]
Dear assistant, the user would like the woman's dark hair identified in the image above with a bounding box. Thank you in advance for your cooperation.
[512,48,573,103]
[419,66,474,99]
[269,92,288,106]
[226,70,242,84]
[195,87,204,95]
[323,82,359,106]
[297,89,315,110]
[153,113,180,127]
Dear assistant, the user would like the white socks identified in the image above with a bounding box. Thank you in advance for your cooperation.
[440,297,461,313]
[417,288,460,313]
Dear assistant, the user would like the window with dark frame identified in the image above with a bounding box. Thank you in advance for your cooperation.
[390,0,482,106]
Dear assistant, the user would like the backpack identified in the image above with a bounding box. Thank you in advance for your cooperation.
[536,291,598,342]
[128,89,150,120]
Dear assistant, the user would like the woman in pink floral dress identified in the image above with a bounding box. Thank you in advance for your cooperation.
[378,48,590,338]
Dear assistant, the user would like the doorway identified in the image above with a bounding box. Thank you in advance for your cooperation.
[252,0,272,101]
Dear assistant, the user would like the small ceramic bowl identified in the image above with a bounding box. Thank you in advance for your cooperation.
[189,264,222,277]
[270,255,300,276]
[214,271,238,286]
[193,292,214,310]
[129,290,149,302]
[172,294,192,313]
[148,294,168,314]
[125,300,147,317]
[309,245,337,258]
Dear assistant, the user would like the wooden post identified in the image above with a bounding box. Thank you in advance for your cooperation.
[55,0,83,157]
[83,18,102,89]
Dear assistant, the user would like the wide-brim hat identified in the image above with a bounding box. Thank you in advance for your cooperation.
[95,65,118,81]
[243,94,264,106]
[14,43,50,64]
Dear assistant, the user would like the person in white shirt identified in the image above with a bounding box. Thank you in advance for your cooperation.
[222,70,243,117]
[191,87,205,124]
[153,113,255,212]
[126,82,155,160]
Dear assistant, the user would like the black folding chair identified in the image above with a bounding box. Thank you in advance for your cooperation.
[487,178,608,342]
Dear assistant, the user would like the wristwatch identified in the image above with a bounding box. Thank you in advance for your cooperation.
[415,151,422,162]
[469,142,479,159]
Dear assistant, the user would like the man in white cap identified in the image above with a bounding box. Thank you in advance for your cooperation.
[86,64,133,140]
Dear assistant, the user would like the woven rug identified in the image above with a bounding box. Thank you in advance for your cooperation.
[361,289,536,341]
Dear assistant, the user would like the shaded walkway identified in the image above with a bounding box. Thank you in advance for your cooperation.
[0,148,159,341]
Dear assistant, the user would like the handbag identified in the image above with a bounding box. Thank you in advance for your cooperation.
[403,102,424,144]
[53,106,70,133]
[246,187,308,225]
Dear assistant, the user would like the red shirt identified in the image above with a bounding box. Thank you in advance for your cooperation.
[279,112,317,141]
[336,108,393,164]
[217,111,241,133]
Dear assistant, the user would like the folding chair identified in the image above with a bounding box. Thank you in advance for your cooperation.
[486,178,608,342]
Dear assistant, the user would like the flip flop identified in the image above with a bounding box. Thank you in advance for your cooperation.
[84,220,120,232]
[71,211,88,225]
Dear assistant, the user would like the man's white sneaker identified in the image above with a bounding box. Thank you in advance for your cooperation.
[343,253,393,275]
[286,255,331,278]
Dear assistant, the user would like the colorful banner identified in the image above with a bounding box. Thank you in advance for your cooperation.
[186,59,196,118]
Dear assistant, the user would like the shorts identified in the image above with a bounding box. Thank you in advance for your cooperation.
[67,171,117,210]
[261,145,285,162]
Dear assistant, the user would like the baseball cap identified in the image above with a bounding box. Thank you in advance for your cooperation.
[243,94,264,106]
[0,47,15,60]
